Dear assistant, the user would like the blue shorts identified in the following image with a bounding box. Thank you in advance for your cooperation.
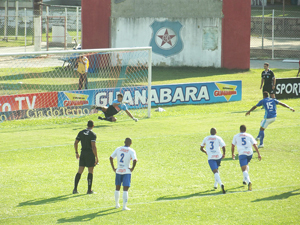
[239,155,252,167]
[208,159,222,171]
[115,174,131,187]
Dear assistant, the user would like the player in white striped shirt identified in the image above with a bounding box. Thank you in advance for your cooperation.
[200,128,226,194]
[110,138,137,210]
[232,125,261,191]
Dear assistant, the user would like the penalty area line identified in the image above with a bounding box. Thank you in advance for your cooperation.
[0,184,298,220]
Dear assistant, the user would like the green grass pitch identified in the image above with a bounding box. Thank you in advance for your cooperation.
[0,67,299,224]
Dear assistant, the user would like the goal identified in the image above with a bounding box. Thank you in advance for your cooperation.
[0,47,152,122]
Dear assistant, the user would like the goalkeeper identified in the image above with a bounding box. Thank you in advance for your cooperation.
[92,93,138,122]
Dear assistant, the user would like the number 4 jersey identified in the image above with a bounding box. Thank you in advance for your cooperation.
[201,135,226,160]
[111,146,137,174]
[232,133,257,156]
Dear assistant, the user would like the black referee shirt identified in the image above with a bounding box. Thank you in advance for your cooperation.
[261,69,275,87]
[76,129,96,152]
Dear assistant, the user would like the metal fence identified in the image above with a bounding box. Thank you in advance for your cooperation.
[0,5,81,52]
[251,9,300,59]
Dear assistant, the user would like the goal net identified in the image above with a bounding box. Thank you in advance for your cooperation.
[0,47,152,122]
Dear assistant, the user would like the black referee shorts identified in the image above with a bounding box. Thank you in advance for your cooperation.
[79,151,95,167]
[263,86,274,95]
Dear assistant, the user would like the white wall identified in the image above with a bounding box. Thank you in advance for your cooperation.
[110,17,222,67]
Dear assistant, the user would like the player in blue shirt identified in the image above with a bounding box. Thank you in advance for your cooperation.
[92,93,138,122]
[246,92,295,148]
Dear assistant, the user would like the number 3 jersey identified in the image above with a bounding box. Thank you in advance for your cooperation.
[201,135,226,160]
[256,97,279,119]
[111,146,137,174]
[232,133,257,156]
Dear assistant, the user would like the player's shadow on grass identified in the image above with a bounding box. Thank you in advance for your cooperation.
[157,185,247,201]
[230,110,248,114]
[57,208,120,223]
[252,189,300,202]
[17,194,84,207]
[157,190,222,201]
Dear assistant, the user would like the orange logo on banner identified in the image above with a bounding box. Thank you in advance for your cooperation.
[214,83,237,101]
[63,92,89,106]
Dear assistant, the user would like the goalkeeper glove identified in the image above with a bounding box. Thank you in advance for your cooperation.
[132,117,138,122]
[122,101,129,104]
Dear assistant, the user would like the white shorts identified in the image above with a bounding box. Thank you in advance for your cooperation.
[260,117,276,129]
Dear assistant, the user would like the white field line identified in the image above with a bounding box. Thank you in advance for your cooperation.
[0,184,298,220]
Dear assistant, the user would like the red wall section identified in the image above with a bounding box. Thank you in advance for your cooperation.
[81,0,111,49]
[222,0,251,69]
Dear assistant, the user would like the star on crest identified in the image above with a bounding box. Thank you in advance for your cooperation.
[158,29,176,47]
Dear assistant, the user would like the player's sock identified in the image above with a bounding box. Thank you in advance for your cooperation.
[115,190,120,207]
[214,173,222,186]
[243,166,249,183]
[104,117,113,122]
[87,173,93,192]
[123,191,128,209]
[74,173,81,190]
[243,171,250,184]
[259,130,265,145]
[214,180,218,189]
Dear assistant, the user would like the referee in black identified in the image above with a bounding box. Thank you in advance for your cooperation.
[73,120,98,194]
[260,62,276,98]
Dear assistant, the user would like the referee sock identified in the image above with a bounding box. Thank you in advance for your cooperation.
[243,171,251,184]
[123,191,128,209]
[74,173,81,190]
[87,173,93,192]
[214,173,222,186]
[259,130,265,145]
[115,191,120,206]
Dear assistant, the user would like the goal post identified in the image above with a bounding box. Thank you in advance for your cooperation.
[0,47,152,122]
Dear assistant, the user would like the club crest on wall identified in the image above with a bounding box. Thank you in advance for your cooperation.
[149,20,184,58]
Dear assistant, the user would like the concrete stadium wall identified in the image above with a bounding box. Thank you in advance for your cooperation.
[81,0,251,69]
[111,0,223,67]
[111,0,223,18]
[111,17,222,67]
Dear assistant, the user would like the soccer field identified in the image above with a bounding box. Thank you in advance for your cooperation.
[1,68,299,224]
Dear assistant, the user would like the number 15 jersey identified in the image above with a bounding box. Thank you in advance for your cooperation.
[201,135,226,160]
[232,132,257,156]
[256,97,279,119]
[111,146,137,175]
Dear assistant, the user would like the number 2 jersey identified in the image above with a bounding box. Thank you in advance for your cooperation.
[110,146,137,174]
[201,135,225,160]
[256,97,279,119]
[232,132,257,156]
